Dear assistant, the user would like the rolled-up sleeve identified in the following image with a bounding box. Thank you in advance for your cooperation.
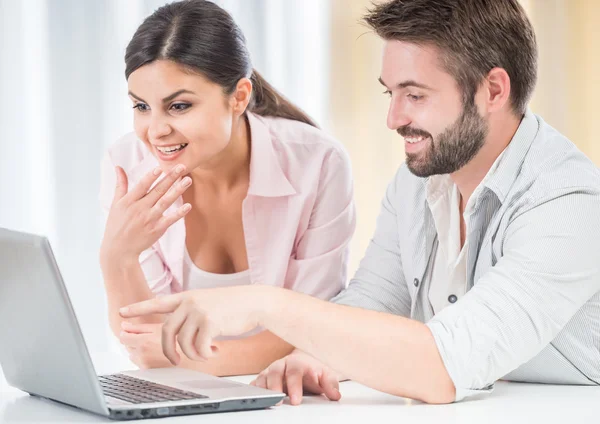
[331,168,412,316]
[426,189,600,401]
[284,149,356,300]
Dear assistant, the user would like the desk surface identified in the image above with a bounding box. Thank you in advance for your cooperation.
[2,353,599,424]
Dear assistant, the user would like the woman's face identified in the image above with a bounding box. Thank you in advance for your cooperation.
[127,60,240,173]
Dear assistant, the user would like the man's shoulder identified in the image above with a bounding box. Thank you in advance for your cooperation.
[518,117,600,200]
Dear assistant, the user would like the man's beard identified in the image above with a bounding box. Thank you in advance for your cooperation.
[400,100,489,178]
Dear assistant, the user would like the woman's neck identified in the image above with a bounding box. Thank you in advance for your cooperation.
[188,115,251,194]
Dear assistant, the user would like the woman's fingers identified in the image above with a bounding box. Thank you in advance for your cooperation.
[120,293,184,318]
[148,176,192,221]
[124,166,163,202]
[142,164,187,207]
[249,372,266,387]
[265,361,286,395]
[155,202,192,234]
[119,331,141,347]
[112,166,130,203]
[121,321,159,334]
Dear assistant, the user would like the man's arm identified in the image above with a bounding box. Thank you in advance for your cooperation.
[426,190,600,399]
[258,289,456,403]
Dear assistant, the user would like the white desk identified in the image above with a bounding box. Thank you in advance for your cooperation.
[2,353,599,424]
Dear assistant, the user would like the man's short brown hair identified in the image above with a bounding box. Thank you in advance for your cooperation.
[365,0,537,114]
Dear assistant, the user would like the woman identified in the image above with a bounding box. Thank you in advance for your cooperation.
[98,0,355,376]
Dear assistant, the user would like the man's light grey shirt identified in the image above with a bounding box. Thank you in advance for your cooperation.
[332,110,600,401]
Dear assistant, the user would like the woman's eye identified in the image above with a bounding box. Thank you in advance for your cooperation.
[408,94,424,101]
[133,103,149,112]
[382,90,392,98]
[171,103,191,111]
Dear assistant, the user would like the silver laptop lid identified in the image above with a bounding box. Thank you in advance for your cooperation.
[0,228,109,417]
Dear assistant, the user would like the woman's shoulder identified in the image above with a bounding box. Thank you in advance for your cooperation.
[104,132,151,173]
[257,114,349,163]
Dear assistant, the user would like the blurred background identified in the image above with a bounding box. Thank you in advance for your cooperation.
[0,0,598,354]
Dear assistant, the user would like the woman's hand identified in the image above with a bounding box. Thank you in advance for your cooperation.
[119,286,270,365]
[100,164,192,262]
[119,322,177,369]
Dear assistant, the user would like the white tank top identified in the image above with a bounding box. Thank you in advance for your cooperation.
[182,248,260,339]
[182,247,251,290]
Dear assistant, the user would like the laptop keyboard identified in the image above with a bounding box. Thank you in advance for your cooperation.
[99,374,209,404]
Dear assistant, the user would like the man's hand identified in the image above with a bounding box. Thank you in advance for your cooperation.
[250,350,342,405]
[119,286,269,365]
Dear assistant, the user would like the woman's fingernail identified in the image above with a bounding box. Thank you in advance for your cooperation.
[120,307,129,315]
[153,167,162,175]
[181,177,191,188]
[175,164,185,174]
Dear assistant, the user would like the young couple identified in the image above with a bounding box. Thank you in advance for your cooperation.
[100,0,600,404]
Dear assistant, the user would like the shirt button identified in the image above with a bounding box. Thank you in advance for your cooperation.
[413,278,419,287]
[448,294,458,304]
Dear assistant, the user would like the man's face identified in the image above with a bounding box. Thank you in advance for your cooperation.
[379,41,488,177]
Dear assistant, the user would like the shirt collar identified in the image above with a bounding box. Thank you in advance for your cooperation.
[246,112,297,197]
[425,108,540,207]
[128,112,297,198]
[483,109,540,203]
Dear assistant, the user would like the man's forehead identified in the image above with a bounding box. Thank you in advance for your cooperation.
[381,40,453,87]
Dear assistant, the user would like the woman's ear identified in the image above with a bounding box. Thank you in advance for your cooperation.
[230,78,252,115]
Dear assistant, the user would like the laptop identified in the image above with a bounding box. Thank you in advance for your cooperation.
[0,227,284,420]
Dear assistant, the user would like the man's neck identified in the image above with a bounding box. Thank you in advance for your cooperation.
[452,112,522,209]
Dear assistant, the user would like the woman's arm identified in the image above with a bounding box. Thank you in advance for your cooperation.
[121,322,293,376]
[101,253,160,338]
[180,331,294,376]
[99,152,192,338]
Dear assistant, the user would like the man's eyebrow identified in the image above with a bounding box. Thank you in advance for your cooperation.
[378,77,433,90]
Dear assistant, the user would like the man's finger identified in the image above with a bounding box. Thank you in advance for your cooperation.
[319,370,341,401]
[162,305,189,365]
[177,316,204,362]
[284,367,305,405]
[120,293,184,318]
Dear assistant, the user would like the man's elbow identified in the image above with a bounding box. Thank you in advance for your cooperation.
[390,372,456,404]
[419,379,456,404]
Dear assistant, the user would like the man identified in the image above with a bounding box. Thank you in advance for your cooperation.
[120,0,600,404]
